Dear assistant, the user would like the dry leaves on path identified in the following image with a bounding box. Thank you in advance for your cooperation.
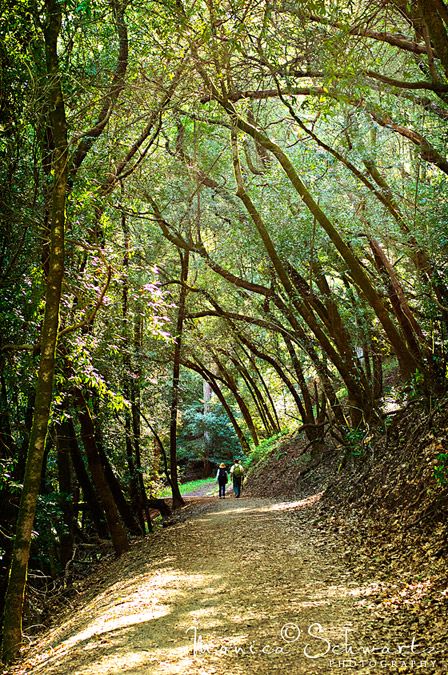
[8,494,446,675]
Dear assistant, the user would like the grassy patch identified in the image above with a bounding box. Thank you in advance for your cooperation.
[157,477,217,498]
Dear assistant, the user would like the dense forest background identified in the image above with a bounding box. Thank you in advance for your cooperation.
[2,0,448,663]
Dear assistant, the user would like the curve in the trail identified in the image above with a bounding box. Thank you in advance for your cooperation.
[19,495,427,675]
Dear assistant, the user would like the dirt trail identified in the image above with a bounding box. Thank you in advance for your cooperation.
[16,495,443,674]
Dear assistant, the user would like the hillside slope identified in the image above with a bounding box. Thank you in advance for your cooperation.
[244,399,448,659]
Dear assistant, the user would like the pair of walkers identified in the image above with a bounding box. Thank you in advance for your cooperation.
[216,459,245,498]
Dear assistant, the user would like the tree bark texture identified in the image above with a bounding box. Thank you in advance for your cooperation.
[2,1,68,660]
[169,251,189,508]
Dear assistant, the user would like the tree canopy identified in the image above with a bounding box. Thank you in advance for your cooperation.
[2,0,448,662]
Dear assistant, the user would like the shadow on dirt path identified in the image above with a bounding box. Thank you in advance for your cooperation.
[14,495,442,674]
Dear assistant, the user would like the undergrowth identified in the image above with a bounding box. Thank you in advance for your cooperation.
[245,430,290,470]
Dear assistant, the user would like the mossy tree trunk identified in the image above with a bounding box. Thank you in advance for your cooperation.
[1,1,67,661]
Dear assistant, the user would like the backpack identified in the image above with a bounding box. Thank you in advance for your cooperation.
[233,464,243,477]
[218,468,228,483]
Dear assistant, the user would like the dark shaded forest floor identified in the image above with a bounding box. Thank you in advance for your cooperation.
[6,491,446,674]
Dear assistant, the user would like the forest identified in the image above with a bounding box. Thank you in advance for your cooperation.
[1,0,448,670]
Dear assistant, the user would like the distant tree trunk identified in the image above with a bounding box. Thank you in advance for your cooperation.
[267,295,346,427]
[138,408,172,500]
[230,354,279,435]
[203,378,212,475]
[76,391,130,554]
[64,417,108,538]
[1,2,68,660]
[244,351,281,432]
[131,313,151,530]
[230,356,270,433]
[184,359,252,454]
[214,355,260,446]
[235,333,308,420]
[124,398,141,519]
[284,337,326,453]
[284,338,316,428]
[55,421,75,568]
[169,251,189,508]
[96,438,142,536]
[121,203,146,531]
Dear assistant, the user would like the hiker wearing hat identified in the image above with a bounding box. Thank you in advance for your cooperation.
[216,463,228,499]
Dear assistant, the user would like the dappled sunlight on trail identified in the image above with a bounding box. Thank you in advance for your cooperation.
[17,496,420,675]
[204,493,323,518]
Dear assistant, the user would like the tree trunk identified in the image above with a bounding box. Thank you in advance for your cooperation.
[245,352,281,432]
[121,207,147,532]
[96,437,142,536]
[169,251,189,508]
[65,418,108,538]
[76,391,130,554]
[284,337,316,427]
[417,0,448,78]
[213,355,260,446]
[1,2,68,660]
[236,334,308,420]
[273,305,348,428]
[369,237,428,363]
[184,359,252,454]
[131,314,150,531]
[230,131,372,422]
[224,107,420,379]
[55,421,75,568]
[230,354,279,435]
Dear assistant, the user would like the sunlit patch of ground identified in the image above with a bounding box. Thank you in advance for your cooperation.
[13,496,445,675]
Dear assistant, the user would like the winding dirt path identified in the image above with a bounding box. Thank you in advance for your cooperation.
[16,495,443,674]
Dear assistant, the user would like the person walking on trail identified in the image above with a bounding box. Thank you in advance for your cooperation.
[230,459,245,498]
[216,463,228,499]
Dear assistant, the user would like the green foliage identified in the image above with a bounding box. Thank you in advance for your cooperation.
[32,492,66,572]
[3,0,448,645]
[433,453,448,486]
[0,458,21,494]
[246,431,289,470]
[178,402,241,464]
[344,427,373,458]
[408,369,426,400]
